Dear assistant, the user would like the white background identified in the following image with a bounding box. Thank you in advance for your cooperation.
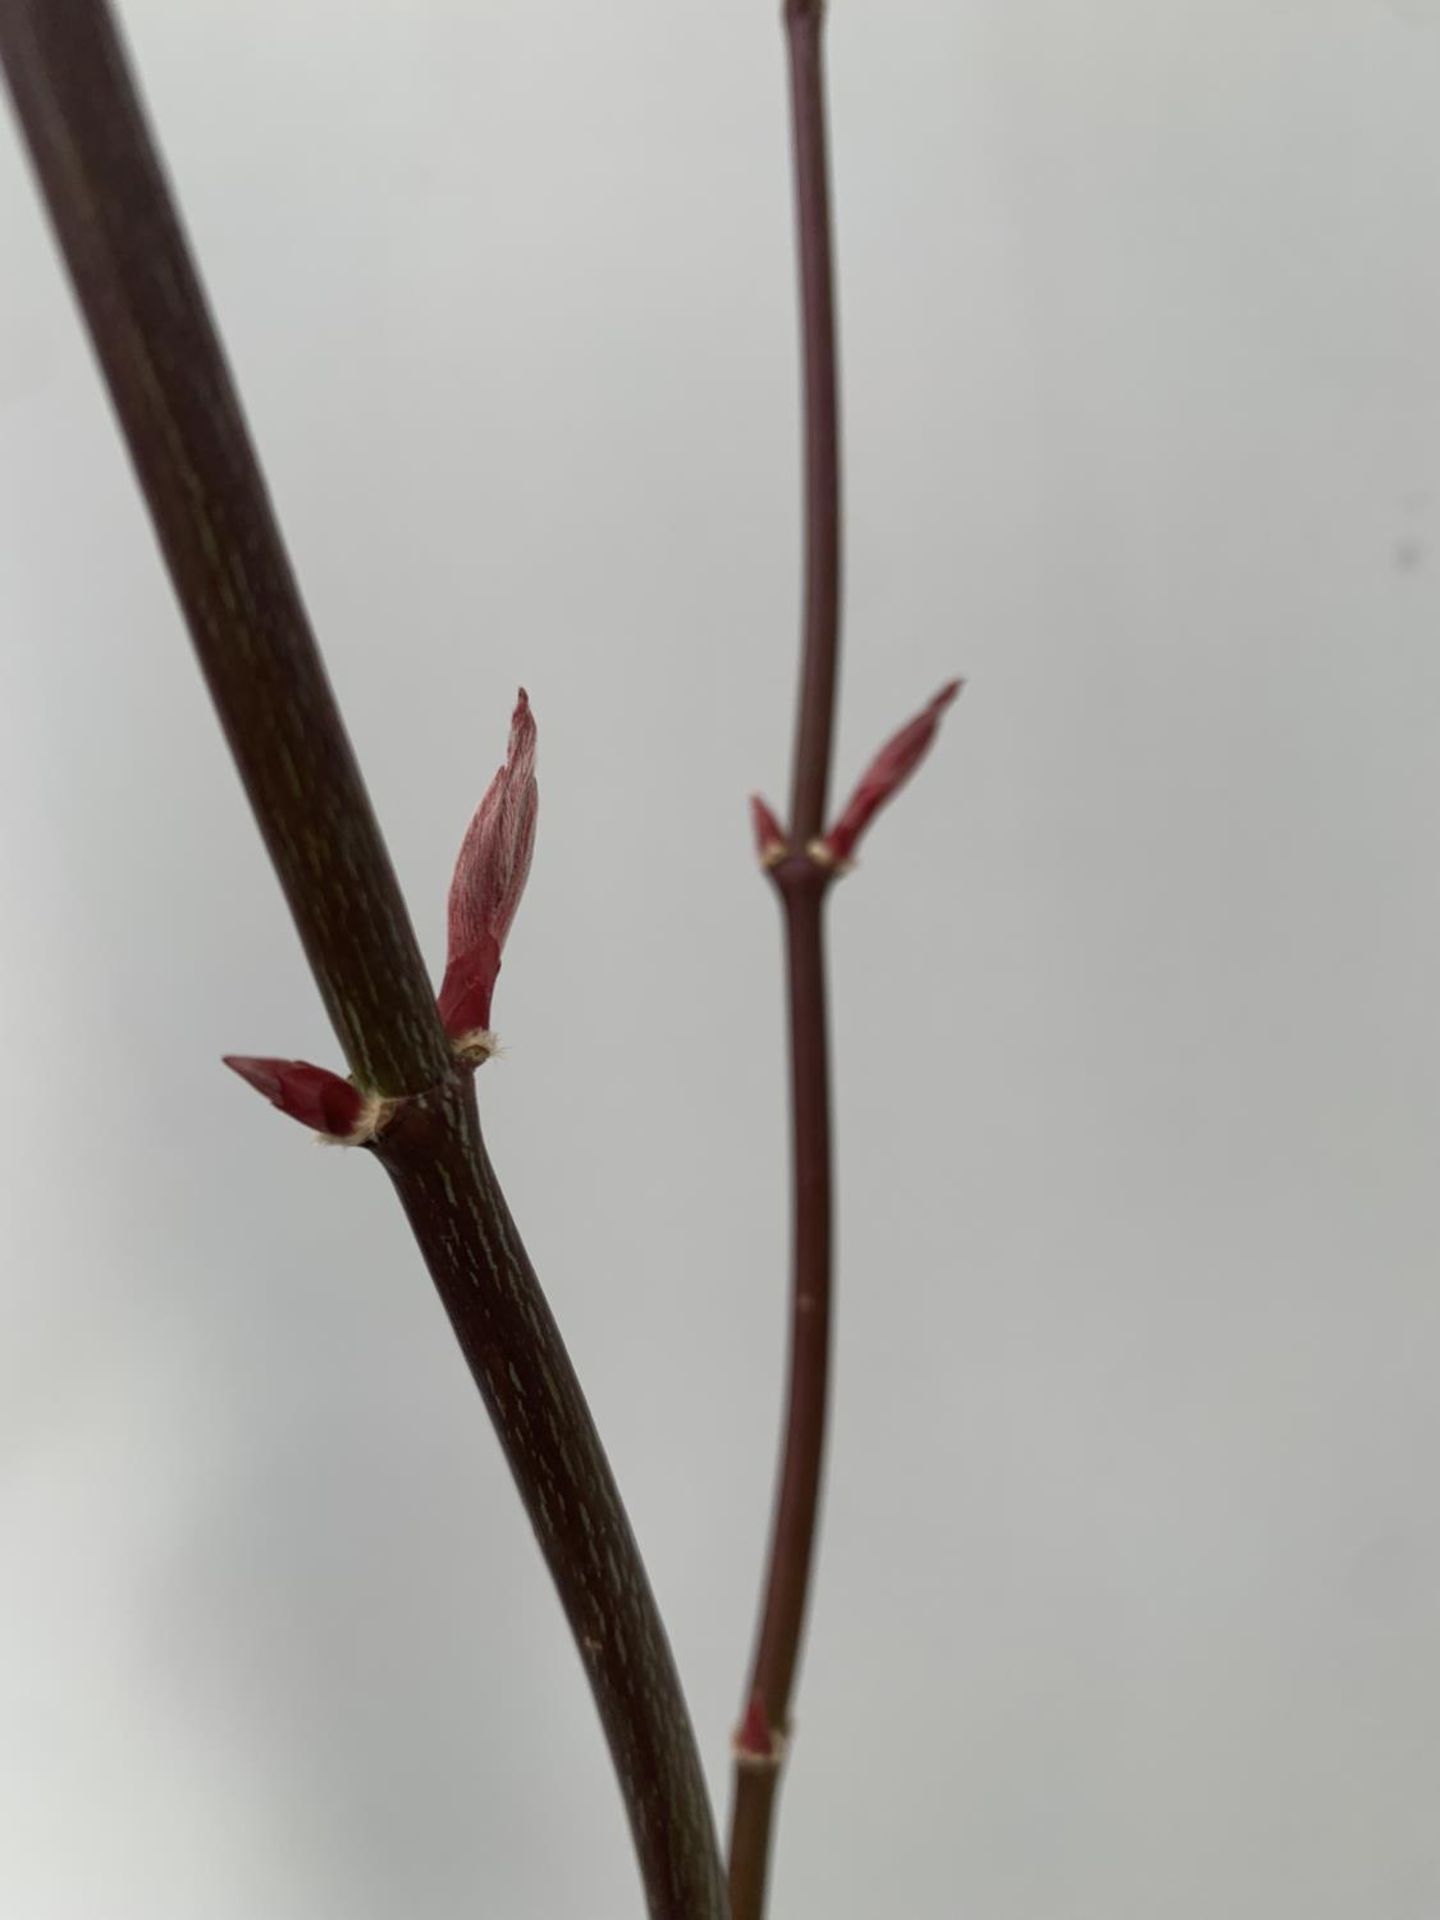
[4,2,1440,1915]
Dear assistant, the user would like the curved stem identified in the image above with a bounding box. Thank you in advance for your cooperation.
[0,6,728,1914]
[375,1081,728,1920]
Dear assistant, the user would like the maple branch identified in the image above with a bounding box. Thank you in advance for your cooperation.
[0,5,727,1915]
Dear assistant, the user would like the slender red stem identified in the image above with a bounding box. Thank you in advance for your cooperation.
[784,0,842,845]
[731,865,834,1920]
[730,4,841,1916]
[750,874,834,1715]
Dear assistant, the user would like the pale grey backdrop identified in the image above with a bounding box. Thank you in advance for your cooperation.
[4,2,1440,1916]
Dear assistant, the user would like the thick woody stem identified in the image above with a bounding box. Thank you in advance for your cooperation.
[0,6,727,1915]
[374,1082,727,1920]
[0,0,445,1097]
[730,3,841,1916]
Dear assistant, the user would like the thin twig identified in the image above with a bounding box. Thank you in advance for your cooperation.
[730,3,842,1916]
[784,0,842,845]
[731,869,834,1920]
[0,5,727,1914]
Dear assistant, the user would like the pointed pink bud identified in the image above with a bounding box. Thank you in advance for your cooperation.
[819,678,963,865]
[442,688,538,1038]
[735,1691,775,1761]
[437,929,502,1038]
[749,794,787,867]
[223,1055,368,1137]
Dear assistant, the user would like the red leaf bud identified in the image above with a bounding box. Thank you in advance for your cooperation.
[442,688,537,1038]
[436,930,502,1040]
[223,1055,370,1138]
[749,794,788,868]
[819,678,962,865]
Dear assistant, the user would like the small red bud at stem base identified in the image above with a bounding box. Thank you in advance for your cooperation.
[223,1055,371,1139]
[749,794,788,868]
[734,1691,780,1765]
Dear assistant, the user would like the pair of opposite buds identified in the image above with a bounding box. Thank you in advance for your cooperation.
[225,689,538,1145]
[749,677,963,872]
[228,675,961,1144]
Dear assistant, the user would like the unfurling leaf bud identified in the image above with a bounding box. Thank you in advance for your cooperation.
[441,688,538,1041]
[749,794,788,868]
[223,1055,372,1140]
[816,678,962,866]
